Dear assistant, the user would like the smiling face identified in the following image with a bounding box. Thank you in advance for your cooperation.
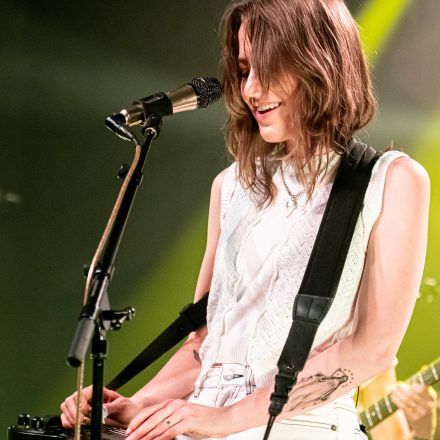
[237,23,298,146]
[220,0,376,203]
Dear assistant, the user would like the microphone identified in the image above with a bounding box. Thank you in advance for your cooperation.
[111,76,222,127]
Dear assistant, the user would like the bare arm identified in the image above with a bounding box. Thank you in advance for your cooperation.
[130,169,227,407]
[60,168,227,428]
[123,156,430,439]
[225,156,430,430]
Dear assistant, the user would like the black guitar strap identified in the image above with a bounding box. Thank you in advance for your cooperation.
[106,294,208,390]
[268,140,380,420]
[107,140,380,396]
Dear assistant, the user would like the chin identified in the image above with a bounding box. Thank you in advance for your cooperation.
[258,126,287,144]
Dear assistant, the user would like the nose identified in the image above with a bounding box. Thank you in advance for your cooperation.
[242,68,262,100]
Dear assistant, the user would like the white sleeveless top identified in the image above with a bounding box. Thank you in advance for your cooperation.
[196,150,405,388]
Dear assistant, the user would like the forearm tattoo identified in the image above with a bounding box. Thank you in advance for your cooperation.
[287,368,354,411]
[193,350,202,364]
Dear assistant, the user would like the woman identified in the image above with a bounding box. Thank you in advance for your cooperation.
[60,0,430,438]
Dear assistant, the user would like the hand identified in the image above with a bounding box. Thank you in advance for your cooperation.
[391,383,437,439]
[60,386,141,429]
[125,398,231,440]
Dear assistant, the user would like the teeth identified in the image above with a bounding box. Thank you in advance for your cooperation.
[256,103,280,112]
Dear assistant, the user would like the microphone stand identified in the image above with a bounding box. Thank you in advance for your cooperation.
[66,113,162,440]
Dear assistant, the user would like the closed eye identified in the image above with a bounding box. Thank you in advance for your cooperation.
[237,58,249,80]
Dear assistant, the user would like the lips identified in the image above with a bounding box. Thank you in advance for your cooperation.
[253,102,281,122]
[256,102,281,113]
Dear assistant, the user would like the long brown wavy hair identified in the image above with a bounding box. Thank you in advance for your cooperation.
[220,0,377,203]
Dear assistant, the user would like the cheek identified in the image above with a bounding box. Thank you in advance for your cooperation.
[278,110,293,134]
[240,81,250,106]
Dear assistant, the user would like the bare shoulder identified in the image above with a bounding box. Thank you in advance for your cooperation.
[211,166,235,206]
[385,155,430,197]
[194,166,233,302]
[206,165,234,237]
[212,166,231,190]
[375,155,430,245]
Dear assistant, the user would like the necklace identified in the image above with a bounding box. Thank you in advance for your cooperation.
[279,162,306,210]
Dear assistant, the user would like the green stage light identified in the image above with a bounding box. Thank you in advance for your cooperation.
[357,0,415,63]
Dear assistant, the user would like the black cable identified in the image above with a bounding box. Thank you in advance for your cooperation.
[262,415,276,440]
[105,114,138,143]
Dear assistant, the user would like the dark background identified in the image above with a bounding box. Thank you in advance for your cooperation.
[1,0,439,433]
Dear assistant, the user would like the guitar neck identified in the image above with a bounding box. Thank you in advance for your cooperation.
[359,358,440,430]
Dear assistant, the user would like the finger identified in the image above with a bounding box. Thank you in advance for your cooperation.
[143,405,188,440]
[390,391,405,407]
[77,385,118,406]
[392,385,411,400]
[62,396,91,426]
[126,403,180,440]
[409,394,430,408]
[390,394,414,414]
[106,399,139,426]
[129,416,180,440]
[135,420,168,440]
[60,413,73,429]
[399,387,432,410]
[147,417,184,440]
[395,399,423,421]
[127,401,168,435]
[105,401,120,419]
[394,382,411,393]
[72,391,91,411]
[400,399,417,413]
[158,407,189,440]
[410,384,436,405]
[126,412,169,440]
[64,395,90,423]
[64,394,78,414]
[102,388,123,401]
[81,385,94,400]
[105,396,130,415]
[77,386,118,406]
[154,420,186,440]
[60,402,76,426]
[103,391,137,420]
[154,416,191,440]
[391,390,406,403]
[392,386,416,405]
[411,398,435,416]
[409,383,428,396]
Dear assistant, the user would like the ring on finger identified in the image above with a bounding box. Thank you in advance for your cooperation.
[164,418,172,428]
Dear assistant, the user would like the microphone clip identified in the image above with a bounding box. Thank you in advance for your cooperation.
[105,114,137,143]
[141,113,162,139]
[105,111,162,143]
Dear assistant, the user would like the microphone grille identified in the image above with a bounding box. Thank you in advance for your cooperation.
[191,77,222,108]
